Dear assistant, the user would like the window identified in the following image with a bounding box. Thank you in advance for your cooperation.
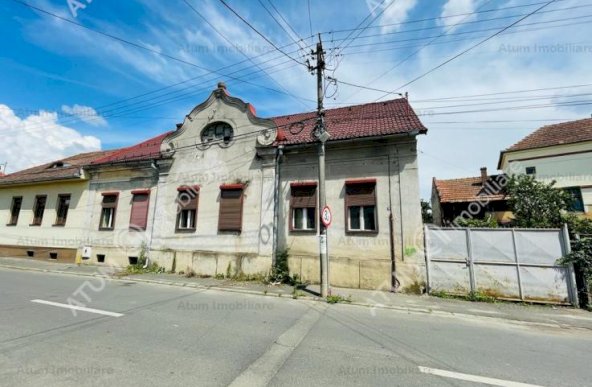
[176,186,199,231]
[345,180,377,232]
[130,190,151,230]
[290,183,317,232]
[99,193,118,230]
[564,187,585,212]
[31,195,47,226]
[218,185,244,232]
[8,196,22,225]
[525,166,536,175]
[201,122,234,146]
[54,194,71,226]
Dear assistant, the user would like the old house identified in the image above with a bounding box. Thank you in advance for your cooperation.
[431,167,511,226]
[0,83,428,291]
[499,118,592,217]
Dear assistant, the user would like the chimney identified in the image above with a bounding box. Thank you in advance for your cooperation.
[480,167,488,185]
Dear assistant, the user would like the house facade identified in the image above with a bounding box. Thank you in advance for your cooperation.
[498,118,592,217]
[0,83,428,291]
[431,167,511,226]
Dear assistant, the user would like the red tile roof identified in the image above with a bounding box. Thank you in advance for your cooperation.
[433,175,507,203]
[505,117,592,152]
[0,151,115,186]
[90,131,173,165]
[271,98,427,145]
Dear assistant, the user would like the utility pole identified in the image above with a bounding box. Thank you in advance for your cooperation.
[309,34,330,298]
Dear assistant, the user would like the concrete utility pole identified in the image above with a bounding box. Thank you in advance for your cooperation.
[310,34,330,297]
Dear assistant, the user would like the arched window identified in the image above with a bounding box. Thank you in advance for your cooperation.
[201,122,234,145]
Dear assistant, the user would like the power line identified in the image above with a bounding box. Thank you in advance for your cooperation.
[322,0,572,35]
[218,0,306,67]
[10,0,308,101]
[182,0,310,110]
[381,0,559,99]
[342,0,497,102]
[261,0,306,50]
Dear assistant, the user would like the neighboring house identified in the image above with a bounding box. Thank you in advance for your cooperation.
[432,167,511,226]
[0,83,428,291]
[498,118,592,218]
[0,151,115,261]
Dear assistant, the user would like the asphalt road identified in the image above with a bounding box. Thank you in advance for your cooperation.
[0,268,590,387]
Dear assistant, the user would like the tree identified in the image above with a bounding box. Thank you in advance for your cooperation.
[506,175,573,228]
[421,199,433,224]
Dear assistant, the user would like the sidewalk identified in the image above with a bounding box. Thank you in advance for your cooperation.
[1,256,591,331]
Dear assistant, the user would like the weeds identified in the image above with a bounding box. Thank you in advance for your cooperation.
[326,294,352,304]
[430,290,496,303]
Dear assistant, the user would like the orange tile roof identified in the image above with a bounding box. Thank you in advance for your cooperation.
[433,175,507,203]
[271,98,427,145]
[505,117,592,152]
[0,151,115,186]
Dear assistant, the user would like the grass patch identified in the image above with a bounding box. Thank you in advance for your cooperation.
[430,290,496,303]
[326,294,352,304]
[115,262,165,276]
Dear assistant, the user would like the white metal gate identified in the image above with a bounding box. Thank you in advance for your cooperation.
[424,225,578,305]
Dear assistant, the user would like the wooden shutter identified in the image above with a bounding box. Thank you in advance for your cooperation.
[130,192,150,230]
[56,194,71,226]
[32,195,47,225]
[218,188,243,232]
[290,185,317,208]
[345,181,376,207]
[9,197,22,225]
[177,186,199,210]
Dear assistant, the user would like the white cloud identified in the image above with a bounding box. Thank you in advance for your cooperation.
[0,105,101,173]
[379,0,419,33]
[438,0,478,30]
[61,104,107,127]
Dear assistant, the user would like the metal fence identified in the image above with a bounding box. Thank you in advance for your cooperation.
[424,225,579,305]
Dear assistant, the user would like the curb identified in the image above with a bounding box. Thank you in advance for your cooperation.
[0,263,589,332]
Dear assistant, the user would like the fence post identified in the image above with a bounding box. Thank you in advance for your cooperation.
[511,229,525,301]
[424,225,431,294]
[562,223,579,307]
[465,228,476,294]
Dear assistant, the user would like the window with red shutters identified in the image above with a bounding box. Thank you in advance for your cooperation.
[345,181,378,233]
[218,187,243,232]
[129,191,150,230]
[289,183,317,232]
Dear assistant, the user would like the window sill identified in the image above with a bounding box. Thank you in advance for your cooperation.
[6,224,17,227]
[52,224,66,227]
[345,230,379,235]
[29,224,42,227]
[289,229,317,234]
[98,228,114,231]
[218,230,242,234]
[175,228,196,233]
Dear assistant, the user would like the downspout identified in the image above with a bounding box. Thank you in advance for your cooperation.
[387,154,399,292]
[272,146,284,266]
[145,159,160,268]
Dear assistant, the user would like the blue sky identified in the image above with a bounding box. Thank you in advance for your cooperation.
[1,0,590,198]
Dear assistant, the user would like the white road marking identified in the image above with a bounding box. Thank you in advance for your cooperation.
[418,366,544,387]
[228,304,326,387]
[31,299,123,318]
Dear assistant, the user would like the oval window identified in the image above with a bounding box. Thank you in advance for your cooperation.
[201,122,234,146]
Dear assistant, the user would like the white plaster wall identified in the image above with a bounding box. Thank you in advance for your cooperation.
[0,180,91,252]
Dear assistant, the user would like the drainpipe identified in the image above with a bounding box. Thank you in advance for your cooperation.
[145,159,160,268]
[272,146,284,266]
[387,154,399,292]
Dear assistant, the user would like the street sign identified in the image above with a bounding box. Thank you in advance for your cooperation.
[321,206,332,227]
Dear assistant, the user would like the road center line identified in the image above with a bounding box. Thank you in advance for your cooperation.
[418,366,544,387]
[30,299,124,318]
[228,304,326,387]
